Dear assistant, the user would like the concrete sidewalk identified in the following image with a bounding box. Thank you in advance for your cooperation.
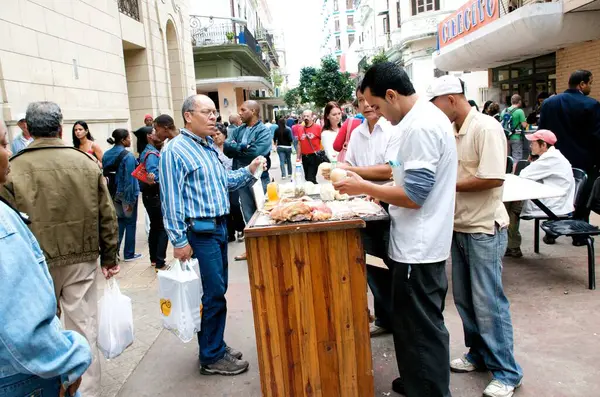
[99,154,600,397]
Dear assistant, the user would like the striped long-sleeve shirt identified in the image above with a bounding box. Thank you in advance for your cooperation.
[159,129,256,248]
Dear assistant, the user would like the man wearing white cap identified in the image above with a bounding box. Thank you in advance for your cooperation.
[428,76,523,397]
[10,113,33,155]
[505,130,575,257]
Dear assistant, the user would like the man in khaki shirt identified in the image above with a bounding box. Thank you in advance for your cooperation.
[429,76,523,397]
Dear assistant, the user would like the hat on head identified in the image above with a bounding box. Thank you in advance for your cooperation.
[425,75,464,101]
[525,129,557,145]
[16,113,26,122]
[144,114,153,121]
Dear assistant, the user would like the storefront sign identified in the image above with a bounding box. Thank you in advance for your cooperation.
[438,0,499,49]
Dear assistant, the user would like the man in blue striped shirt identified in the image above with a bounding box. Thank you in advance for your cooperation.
[159,94,265,376]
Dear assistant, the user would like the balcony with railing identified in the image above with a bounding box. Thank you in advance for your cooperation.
[190,17,270,77]
[256,29,279,67]
[118,0,140,21]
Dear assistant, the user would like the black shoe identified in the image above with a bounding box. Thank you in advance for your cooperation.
[228,235,236,243]
[504,248,523,258]
[392,377,405,395]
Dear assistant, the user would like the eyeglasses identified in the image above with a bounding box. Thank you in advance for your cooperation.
[188,109,220,118]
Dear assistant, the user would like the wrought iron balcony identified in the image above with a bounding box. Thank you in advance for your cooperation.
[256,28,279,66]
[118,0,140,21]
[190,17,271,75]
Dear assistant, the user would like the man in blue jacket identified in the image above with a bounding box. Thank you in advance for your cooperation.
[224,101,272,225]
[538,70,600,245]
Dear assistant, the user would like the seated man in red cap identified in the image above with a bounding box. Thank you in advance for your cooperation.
[505,129,576,257]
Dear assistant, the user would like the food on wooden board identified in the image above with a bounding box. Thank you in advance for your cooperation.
[270,201,313,222]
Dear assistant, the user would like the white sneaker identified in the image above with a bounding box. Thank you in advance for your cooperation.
[483,379,522,397]
[450,354,477,373]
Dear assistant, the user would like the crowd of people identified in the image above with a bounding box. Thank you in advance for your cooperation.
[0,63,597,396]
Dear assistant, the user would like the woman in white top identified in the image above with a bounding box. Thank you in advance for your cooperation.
[320,101,343,161]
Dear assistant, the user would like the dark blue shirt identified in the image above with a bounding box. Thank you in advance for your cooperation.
[538,89,600,170]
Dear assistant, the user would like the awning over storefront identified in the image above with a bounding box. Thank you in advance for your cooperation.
[195,76,273,92]
[434,2,600,71]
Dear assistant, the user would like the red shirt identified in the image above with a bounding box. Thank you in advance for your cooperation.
[291,124,302,139]
[298,124,322,155]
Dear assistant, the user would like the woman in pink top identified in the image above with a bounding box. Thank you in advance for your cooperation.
[333,104,363,162]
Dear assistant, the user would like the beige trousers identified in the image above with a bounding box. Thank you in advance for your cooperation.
[51,260,100,397]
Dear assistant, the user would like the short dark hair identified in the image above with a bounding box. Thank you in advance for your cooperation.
[215,122,227,137]
[154,114,176,132]
[568,70,592,89]
[360,62,416,98]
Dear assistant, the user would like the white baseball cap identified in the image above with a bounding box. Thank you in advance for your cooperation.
[16,113,26,122]
[425,75,464,101]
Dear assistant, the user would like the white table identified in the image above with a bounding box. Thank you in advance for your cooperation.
[502,173,564,202]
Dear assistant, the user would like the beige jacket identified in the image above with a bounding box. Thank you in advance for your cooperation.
[0,138,118,268]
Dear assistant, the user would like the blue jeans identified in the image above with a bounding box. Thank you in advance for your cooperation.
[188,217,229,365]
[276,147,293,177]
[238,172,269,223]
[114,196,138,259]
[0,373,80,397]
[451,227,523,387]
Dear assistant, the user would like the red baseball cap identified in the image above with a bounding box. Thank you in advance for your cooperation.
[144,114,153,121]
[526,129,557,145]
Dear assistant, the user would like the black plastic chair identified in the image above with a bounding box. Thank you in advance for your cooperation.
[514,160,529,176]
[541,176,600,290]
[506,156,514,174]
[524,168,588,254]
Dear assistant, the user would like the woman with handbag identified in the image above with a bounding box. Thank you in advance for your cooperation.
[134,116,171,270]
[333,106,364,162]
[296,109,328,183]
[103,129,142,262]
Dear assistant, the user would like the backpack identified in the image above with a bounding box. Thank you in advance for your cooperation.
[501,107,517,137]
[103,150,129,197]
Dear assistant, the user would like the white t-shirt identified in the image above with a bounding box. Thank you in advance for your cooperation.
[321,129,339,161]
[520,146,575,217]
[345,117,400,167]
[388,99,458,264]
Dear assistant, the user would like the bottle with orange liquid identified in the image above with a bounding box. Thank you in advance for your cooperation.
[267,181,279,202]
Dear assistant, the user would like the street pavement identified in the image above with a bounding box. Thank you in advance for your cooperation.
[97,153,600,397]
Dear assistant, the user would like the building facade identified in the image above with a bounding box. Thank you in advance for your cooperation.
[189,0,285,122]
[435,0,600,112]
[348,0,488,99]
[0,0,196,151]
[321,0,358,66]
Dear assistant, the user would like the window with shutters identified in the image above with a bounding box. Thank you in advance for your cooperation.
[411,0,440,15]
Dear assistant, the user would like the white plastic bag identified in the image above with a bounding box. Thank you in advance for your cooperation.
[158,259,203,343]
[97,278,134,359]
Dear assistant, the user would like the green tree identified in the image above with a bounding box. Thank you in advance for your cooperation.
[359,51,389,73]
[310,56,354,109]
[283,87,300,110]
[298,67,318,104]
[271,70,284,88]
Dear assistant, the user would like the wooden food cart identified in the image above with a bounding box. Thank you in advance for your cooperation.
[245,216,376,397]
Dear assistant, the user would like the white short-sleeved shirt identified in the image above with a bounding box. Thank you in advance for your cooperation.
[388,99,458,264]
[345,118,400,167]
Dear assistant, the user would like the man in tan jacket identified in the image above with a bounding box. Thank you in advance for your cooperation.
[1,101,119,397]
